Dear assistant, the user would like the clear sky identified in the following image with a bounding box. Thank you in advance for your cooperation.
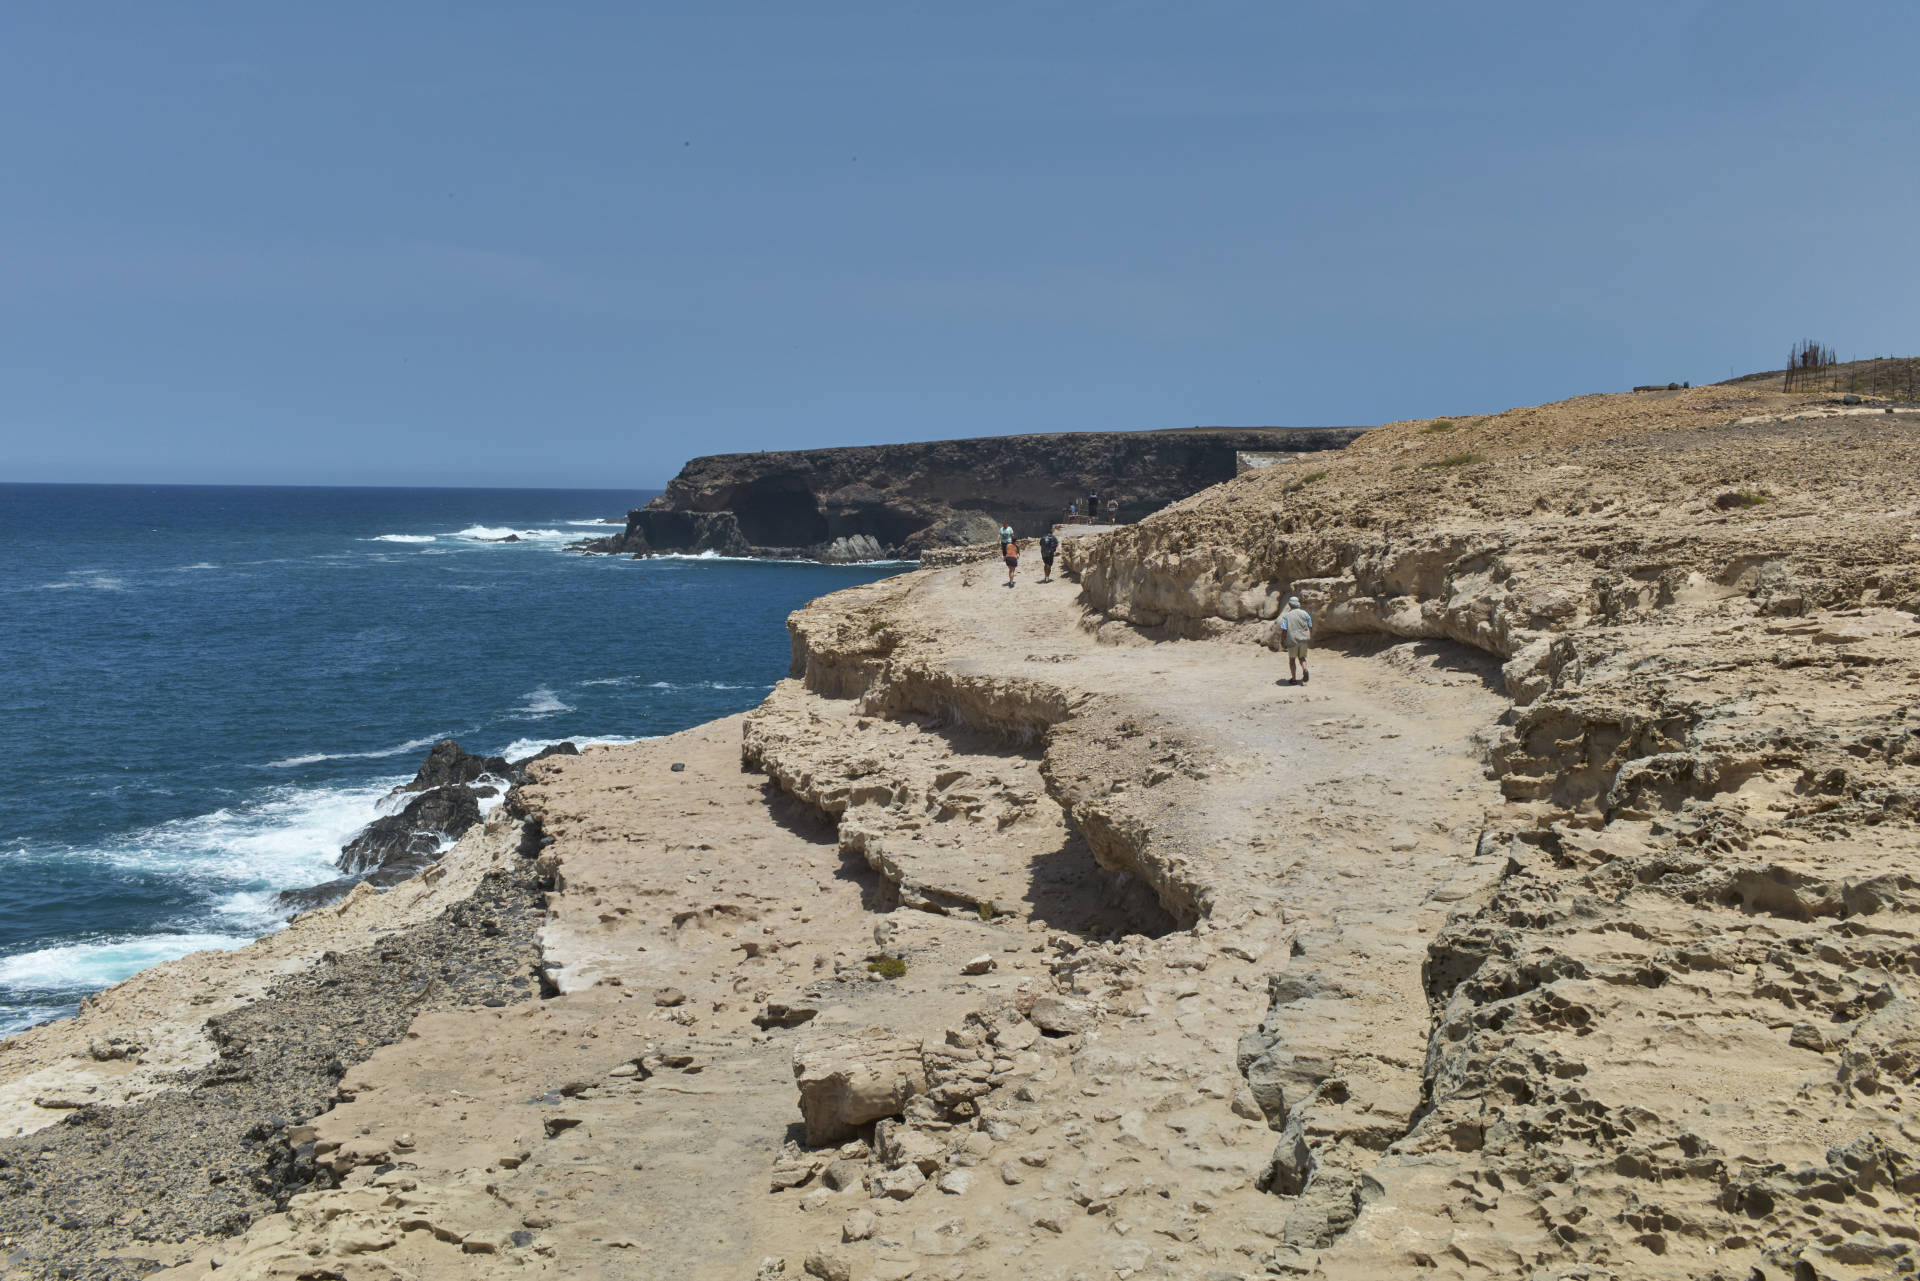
[4,3,1914,488]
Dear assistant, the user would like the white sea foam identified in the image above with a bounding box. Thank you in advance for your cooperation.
[456,525,573,542]
[38,570,128,591]
[1,782,398,912]
[266,732,449,769]
[565,518,621,526]
[0,933,253,993]
[513,687,574,719]
[495,733,650,760]
[644,680,768,692]
[172,562,220,571]
[369,534,436,544]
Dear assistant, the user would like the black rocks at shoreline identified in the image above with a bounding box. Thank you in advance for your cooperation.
[407,739,512,791]
[273,739,578,915]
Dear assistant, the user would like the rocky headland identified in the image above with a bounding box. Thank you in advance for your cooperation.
[579,427,1364,562]
[5,384,1919,1280]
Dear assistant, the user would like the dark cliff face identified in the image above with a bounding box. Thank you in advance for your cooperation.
[586,426,1366,561]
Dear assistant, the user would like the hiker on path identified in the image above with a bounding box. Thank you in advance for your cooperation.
[1087,490,1099,523]
[1105,497,1119,524]
[1039,530,1059,581]
[1278,595,1313,685]
[1067,501,1078,522]
[1002,530,1020,586]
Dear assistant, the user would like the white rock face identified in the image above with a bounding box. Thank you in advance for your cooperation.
[817,534,885,563]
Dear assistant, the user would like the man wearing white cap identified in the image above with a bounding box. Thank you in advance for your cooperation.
[1278,595,1313,685]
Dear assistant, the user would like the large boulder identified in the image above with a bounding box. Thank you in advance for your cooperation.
[792,1028,927,1146]
[910,511,1001,553]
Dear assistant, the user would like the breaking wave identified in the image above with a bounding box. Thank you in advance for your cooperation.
[512,687,574,719]
[266,732,451,769]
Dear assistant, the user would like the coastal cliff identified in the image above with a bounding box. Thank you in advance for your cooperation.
[8,387,1920,1280]
[583,426,1364,561]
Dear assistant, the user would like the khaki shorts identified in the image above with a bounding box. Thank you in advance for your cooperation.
[1286,641,1309,661]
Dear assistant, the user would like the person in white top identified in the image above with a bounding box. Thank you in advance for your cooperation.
[1277,596,1313,685]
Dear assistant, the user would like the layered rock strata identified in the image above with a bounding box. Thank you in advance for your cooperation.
[582,426,1365,561]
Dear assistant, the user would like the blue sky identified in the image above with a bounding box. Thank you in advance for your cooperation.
[4,3,1914,487]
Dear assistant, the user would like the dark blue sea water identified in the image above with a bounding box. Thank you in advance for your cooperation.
[0,484,906,1034]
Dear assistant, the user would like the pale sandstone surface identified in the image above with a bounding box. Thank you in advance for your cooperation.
[1066,386,1920,1278]
[19,383,1919,1281]
[154,569,1508,1279]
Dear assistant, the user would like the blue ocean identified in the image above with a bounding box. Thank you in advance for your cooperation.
[0,484,905,1034]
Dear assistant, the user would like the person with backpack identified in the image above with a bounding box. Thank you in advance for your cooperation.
[1277,595,1313,685]
[1002,530,1020,586]
[1038,530,1059,581]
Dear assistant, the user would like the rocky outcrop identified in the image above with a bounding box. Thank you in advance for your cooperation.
[404,740,511,791]
[1057,389,1920,1277]
[723,387,1920,1279]
[277,740,578,912]
[792,1028,929,1145]
[338,786,483,880]
[581,426,1365,562]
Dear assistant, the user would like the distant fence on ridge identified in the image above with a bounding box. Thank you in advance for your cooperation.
[1782,354,1920,399]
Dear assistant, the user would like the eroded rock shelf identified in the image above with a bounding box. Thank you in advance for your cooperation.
[6,385,1919,1280]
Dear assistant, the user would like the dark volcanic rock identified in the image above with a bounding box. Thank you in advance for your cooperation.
[579,509,752,557]
[337,786,481,880]
[277,741,579,914]
[406,739,510,792]
[273,875,363,915]
[581,425,1368,562]
[511,741,579,778]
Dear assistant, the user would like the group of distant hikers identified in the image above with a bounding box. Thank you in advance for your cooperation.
[993,508,1315,687]
[1064,488,1120,525]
